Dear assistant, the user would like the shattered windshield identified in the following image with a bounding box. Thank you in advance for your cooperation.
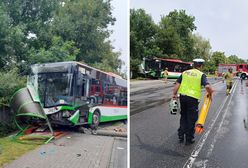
[29,73,74,107]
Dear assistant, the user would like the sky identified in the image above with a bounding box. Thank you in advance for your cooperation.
[109,0,128,73]
[131,0,248,61]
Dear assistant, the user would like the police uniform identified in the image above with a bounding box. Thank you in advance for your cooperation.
[177,68,209,142]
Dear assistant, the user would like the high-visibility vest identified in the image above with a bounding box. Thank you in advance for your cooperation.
[178,69,203,100]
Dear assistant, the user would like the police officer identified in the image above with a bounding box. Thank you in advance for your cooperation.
[172,58,214,145]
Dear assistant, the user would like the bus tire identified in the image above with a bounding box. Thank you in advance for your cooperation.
[90,111,100,130]
[77,126,85,133]
[89,97,97,104]
[241,73,246,80]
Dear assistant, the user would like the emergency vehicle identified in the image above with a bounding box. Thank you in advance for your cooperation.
[218,64,248,79]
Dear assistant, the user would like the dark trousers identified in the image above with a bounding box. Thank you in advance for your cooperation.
[178,95,199,140]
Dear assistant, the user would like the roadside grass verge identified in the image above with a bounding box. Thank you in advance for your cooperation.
[0,136,39,167]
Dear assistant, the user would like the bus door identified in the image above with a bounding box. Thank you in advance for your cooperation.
[73,72,90,122]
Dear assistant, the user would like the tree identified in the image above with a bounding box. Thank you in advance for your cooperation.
[211,51,227,67]
[130,9,161,76]
[0,6,11,69]
[157,10,196,61]
[0,0,122,74]
[227,55,245,64]
[156,17,182,57]
[0,0,60,70]
[52,0,119,67]
[203,60,216,74]
[191,33,212,61]
[28,36,80,64]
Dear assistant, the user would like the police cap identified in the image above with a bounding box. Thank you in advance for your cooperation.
[193,58,205,63]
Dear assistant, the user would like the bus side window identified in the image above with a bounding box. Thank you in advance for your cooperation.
[118,90,127,106]
[239,65,243,69]
[96,86,100,92]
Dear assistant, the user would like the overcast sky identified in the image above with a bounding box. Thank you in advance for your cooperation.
[131,0,248,61]
[109,0,128,72]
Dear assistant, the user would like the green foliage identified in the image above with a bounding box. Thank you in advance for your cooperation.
[130,9,161,76]
[130,58,142,78]
[157,17,182,57]
[227,55,246,64]
[211,51,226,67]
[203,60,216,74]
[0,68,26,106]
[52,0,118,66]
[92,51,122,74]
[191,33,212,61]
[0,0,121,72]
[0,122,16,137]
[157,10,196,61]
[28,36,79,64]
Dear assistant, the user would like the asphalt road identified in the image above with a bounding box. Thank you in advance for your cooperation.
[130,78,248,168]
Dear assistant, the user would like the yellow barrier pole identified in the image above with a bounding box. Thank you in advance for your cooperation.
[195,94,212,134]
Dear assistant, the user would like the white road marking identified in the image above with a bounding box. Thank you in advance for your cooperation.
[202,80,238,167]
[117,147,125,150]
[183,80,238,168]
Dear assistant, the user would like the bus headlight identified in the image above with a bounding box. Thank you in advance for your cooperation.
[62,111,71,118]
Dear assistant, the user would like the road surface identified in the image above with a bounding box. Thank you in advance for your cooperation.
[131,78,248,168]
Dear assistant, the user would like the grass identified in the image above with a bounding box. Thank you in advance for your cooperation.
[0,136,40,168]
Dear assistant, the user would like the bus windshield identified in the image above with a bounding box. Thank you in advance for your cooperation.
[29,73,74,107]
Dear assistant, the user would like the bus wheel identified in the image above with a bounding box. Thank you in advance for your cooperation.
[123,119,127,124]
[91,111,100,129]
[241,73,246,80]
[77,126,85,133]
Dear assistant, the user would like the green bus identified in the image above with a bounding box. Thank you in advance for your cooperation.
[139,58,192,79]
[25,61,127,129]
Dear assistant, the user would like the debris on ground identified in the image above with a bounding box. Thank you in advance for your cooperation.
[99,121,127,133]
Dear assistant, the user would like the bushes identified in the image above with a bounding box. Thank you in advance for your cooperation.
[0,68,26,106]
[0,106,17,137]
[0,69,25,137]
[0,122,16,137]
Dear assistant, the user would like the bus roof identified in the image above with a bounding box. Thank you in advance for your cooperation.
[158,58,192,65]
[75,61,124,79]
[31,61,124,79]
[31,61,127,88]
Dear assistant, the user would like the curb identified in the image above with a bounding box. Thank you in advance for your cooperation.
[92,130,127,138]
